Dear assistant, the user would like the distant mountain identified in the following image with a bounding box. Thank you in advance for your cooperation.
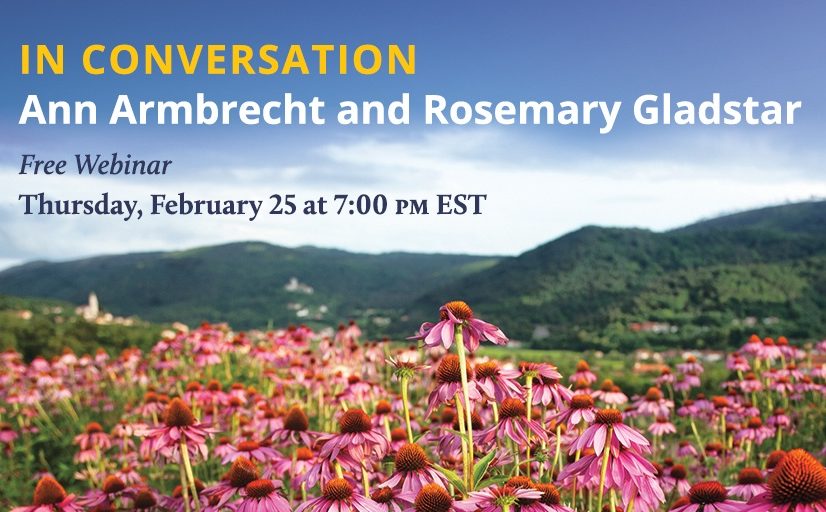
[405,200,826,350]
[0,243,500,330]
[1,200,825,351]
[675,200,826,235]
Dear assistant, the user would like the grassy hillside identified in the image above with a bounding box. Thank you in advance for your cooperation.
[0,243,500,332]
[0,295,163,360]
[406,201,826,350]
[675,200,826,235]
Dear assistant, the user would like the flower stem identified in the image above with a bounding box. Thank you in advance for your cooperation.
[179,439,201,512]
[596,426,614,512]
[689,417,703,450]
[223,353,232,381]
[551,425,562,475]
[454,324,475,490]
[179,458,191,512]
[455,396,471,491]
[525,375,534,467]
[401,376,414,443]
[289,448,298,504]
[383,416,392,441]
[361,460,371,495]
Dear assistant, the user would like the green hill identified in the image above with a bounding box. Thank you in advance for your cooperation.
[0,295,163,360]
[1,200,825,352]
[675,200,826,235]
[0,243,499,332]
[405,200,826,350]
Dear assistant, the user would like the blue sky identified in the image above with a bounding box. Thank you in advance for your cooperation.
[1,1,825,268]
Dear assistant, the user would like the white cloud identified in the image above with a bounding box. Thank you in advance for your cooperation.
[1,129,824,270]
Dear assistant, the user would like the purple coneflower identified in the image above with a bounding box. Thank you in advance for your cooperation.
[0,421,19,445]
[74,422,112,451]
[649,416,677,436]
[437,409,482,458]
[463,484,543,512]
[765,450,787,472]
[770,376,795,395]
[380,443,448,494]
[475,361,523,402]
[254,405,282,435]
[727,355,751,372]
[677,355,704,375]
[533,483,574,512]
[139,398,214,462]
[373,400,399,427]
[236,479,290,512]
[78,475,131,509]
[296,478,382,512]
[162,479,208,512]
[677,440,699,458]
[318,408,389,462]
[671,481,744,512]
[632,387,673,418]
[477,398,548,446]
[592,379,628,406]
[735,417,773,446]
[412,301,508,352]
[767,408,791,430]
[746,449,826,512]
[558,447,664,511]
[269,405,316,447]
[675,372,702,392]
[220,439,280,464]
[271,446,315,490]
[740,372,764,393]
[426,355,481,417]
[727,468,767,501]
[570,408,649,456]
[400,483,474,512]
[12,476,83,512]
[756,337,782,361]
[656,368,676,386]
[662,464,691,496]
[202,457,260,509]
[130,487,162,511]
[570,360,598,385]
[521,362,571,410]
[555,393,597,429]
[740,334,763,356]
[371,487,405,512]
[115,465,143,486]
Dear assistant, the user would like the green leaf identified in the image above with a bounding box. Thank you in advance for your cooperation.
[443,428,468,439]
[433,464,466,495]
[473,449,497,487]
[478,475,510,488]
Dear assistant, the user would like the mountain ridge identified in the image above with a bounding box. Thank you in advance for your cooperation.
[1,200,825,350]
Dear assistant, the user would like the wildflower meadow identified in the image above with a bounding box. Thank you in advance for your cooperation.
[2,301,826,512]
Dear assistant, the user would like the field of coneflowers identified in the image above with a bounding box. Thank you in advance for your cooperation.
[2,301,826,512]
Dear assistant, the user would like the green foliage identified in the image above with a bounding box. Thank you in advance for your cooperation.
[410,201,826,351]
[1,201,825,353]
[0,295,163,360]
